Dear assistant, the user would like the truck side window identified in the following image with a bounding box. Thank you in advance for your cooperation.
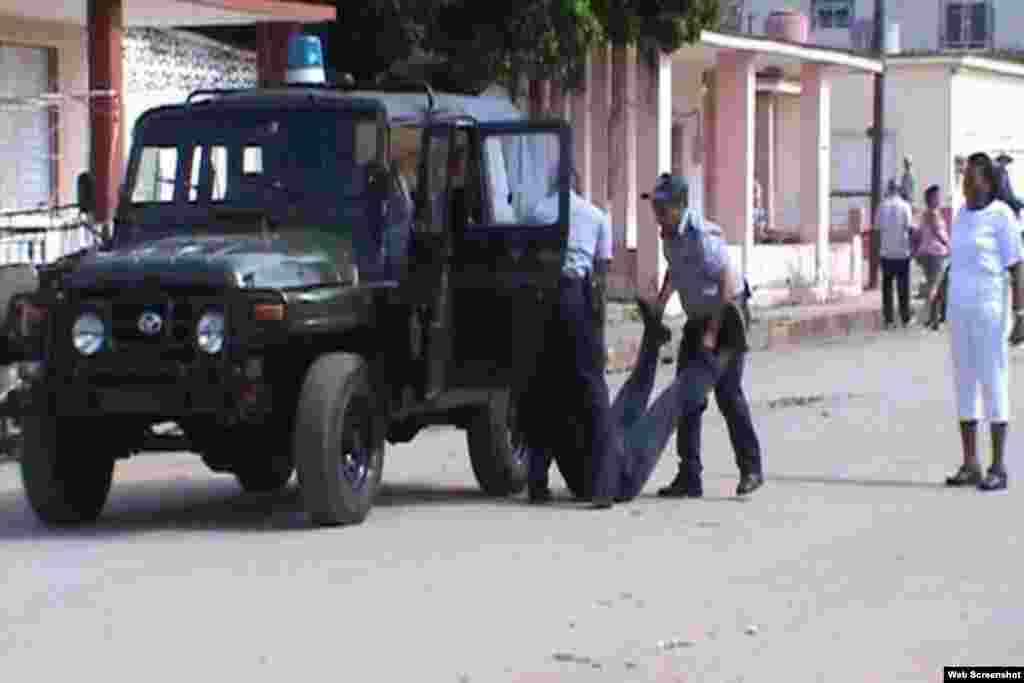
[188,147,203,202]
[131,146,178,203]
[210,146,228,201]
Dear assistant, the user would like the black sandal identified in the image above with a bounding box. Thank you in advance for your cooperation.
[946,464,983,487]
[978,467,1008,492]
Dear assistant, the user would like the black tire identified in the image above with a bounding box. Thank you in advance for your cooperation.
[19,415,115,526]
[467,390,527,496]
[293,353,384,526]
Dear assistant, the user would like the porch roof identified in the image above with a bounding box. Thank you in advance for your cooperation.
[0,0,335,27]
[673,29,884,77]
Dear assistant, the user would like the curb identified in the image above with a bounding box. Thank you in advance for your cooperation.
[605,305,887,374]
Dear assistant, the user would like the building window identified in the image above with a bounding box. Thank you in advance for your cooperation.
[945,1,993,49]
[812,0,854,30]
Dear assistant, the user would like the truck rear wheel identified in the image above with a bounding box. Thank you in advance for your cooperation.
[19,415,116,526]
[466,390,527,496]
[294,353,383,526]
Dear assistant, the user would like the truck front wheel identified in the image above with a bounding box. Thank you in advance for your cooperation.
[19,415,117,526]
[466,390,527,496]
[294,353,384,526]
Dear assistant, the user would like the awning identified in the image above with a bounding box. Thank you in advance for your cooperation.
[0,0,335,27]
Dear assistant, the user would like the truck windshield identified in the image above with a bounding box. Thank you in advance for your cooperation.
[128,108,382,209]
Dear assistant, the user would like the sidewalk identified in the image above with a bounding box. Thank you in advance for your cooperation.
[604,288,902,374]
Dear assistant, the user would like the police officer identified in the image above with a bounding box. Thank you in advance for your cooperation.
[521,169,618,509]
[642,174,765,498]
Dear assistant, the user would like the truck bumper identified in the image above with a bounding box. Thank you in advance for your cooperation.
[39,356,272,421]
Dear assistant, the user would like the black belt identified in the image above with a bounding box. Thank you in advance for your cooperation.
[559,272,587,285]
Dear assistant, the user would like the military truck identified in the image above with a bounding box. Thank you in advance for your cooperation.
[6,69,572,527]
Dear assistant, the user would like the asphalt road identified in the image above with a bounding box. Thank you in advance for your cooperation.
[2,326,1023,682]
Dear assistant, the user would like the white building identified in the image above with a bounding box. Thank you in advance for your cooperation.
[737,0,1024,52]
[725,0,1024,223]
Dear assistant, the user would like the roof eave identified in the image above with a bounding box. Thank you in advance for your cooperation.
[887,54,1024,79]
[698,30,884,74]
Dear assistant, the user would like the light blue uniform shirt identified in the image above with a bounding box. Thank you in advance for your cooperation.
[530,191,613,277]
[662,208,744,318]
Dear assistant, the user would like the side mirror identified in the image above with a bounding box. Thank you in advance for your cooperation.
[77,172,96,216]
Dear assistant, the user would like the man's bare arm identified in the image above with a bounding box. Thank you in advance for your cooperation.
[1010,262,1024,345]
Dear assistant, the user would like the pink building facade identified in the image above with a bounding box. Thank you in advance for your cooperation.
[522,30,882,312]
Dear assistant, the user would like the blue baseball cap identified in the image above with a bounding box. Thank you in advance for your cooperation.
[641,173,689,204]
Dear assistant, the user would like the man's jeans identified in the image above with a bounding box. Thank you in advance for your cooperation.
[882,257,911,325]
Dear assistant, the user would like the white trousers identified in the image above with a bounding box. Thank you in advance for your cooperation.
[950,299,1011,422]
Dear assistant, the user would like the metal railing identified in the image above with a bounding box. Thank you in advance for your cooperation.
[0,204,99,266]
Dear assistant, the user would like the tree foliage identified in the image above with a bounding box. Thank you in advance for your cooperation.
[324,0,721,94]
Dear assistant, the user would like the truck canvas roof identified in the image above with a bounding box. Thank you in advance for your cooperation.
[158,87,527,127]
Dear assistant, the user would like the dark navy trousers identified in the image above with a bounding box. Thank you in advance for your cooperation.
[524,276,617,499]
[674,326,763,486]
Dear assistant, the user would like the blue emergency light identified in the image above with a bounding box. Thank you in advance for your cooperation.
[286,34,326,85]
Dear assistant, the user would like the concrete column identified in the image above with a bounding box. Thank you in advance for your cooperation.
[849,207,867,292]
[703,70,718,223]
[572,56,592,199]
[755,93,776,231]
[636,50,679,314]
[591,44,611,213]
[87,0,123,229]
[635,54,656,298]
[801,62,832,286]
[257,22,302,87]
[609,45,637,249]
[671,122,685,176]
[713,50,756,280]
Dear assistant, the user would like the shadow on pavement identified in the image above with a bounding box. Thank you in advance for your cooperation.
[768,474,948,490]
[0,475,545,540]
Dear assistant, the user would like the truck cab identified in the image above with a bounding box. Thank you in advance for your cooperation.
[11,75,572,528]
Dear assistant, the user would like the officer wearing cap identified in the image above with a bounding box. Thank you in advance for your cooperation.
[641,173,764,498]
[520,169,618,509]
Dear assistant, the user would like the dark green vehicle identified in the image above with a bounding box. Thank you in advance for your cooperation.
[5,78,573,527]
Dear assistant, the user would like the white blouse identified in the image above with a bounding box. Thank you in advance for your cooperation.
[949,199,1023,310]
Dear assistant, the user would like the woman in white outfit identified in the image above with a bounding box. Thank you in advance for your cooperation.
[940,152,1024,491]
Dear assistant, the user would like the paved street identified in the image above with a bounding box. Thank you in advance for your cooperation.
[2,326,1023,682]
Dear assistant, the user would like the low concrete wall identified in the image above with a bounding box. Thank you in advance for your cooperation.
[731,242,860,290]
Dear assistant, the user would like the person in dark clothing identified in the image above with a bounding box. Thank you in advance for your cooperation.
[520,171,618,509]
[549,289,749,502]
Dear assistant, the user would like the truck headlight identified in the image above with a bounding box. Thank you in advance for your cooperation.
[197,311,225,354]
[71,312,105,356]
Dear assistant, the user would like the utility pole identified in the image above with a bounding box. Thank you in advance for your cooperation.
[868,0,886,290]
